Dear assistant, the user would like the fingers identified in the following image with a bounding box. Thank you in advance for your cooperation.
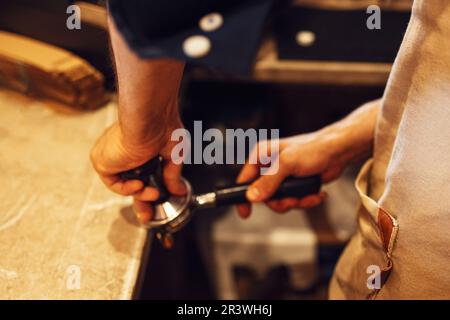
[235,145,266,219]
[238,191,326,219]
[132,159,185,225]
[133,199,153,225]
[235,155,267,219]
[100,174,145,196]
[98,157,186,200]
[265,191,327,213]
[298,191,327,209]
[235,162,258,219]
[236,162,259,184]
[266,198,299,213]
[246,165,289,202]
[101,175,157,224]
[163,160,187,196]
[236,140,283,219]
[133,187,160,201]
[236,140,278,184]
[236,203,252,219]
[99,173,163,202]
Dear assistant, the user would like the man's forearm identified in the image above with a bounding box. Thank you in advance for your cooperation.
[108,15,185,149]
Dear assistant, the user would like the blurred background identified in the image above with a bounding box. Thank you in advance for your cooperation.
[0,0,412,299]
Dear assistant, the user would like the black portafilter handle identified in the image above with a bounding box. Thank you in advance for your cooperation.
[214,175,322,206]
[118,157,170,204]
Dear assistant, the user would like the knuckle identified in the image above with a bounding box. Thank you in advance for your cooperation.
[255,181,273,197]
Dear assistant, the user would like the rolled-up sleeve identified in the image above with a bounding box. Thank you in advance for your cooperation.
[108,0,273,74]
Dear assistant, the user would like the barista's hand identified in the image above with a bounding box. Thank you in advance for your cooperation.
[235,132,344,218]
[236,98,381,218]
[97,17,187,225]
[90,121,187,224]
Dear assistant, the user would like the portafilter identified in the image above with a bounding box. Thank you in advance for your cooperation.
[119,157,321,248]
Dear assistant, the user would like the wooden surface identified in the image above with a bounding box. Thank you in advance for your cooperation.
[190,38,392,86]
[76,1,108,30]
[0,89,149,299]
[253,40,392,85]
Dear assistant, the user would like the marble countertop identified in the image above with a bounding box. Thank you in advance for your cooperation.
[0,89,149,299]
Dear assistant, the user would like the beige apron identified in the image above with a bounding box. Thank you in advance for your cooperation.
[329,0,450,299]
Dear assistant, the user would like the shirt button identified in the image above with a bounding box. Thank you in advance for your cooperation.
[296,30,316,47]
[199,12,223,32]
[183,35,211,58]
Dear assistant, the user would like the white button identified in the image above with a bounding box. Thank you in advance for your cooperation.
[183,35,211,58]
[199,12,223,32]
[296,31,316,47]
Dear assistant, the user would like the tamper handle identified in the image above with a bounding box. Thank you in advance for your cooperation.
[118,156,170,204]
[215,175,321,206]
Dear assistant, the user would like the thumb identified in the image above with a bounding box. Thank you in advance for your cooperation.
[133,199,153,225]
[163,159,187,196]
[246,167,289,202]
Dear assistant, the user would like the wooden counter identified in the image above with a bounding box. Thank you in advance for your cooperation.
[253,39,392,85]
[0,89,149,299]
[190,38,392,86]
